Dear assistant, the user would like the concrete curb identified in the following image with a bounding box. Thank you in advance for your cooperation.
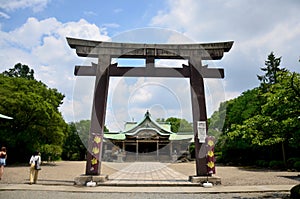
[0,184,295,194]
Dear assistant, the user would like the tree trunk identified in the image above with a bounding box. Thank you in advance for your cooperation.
[281,141,287,168]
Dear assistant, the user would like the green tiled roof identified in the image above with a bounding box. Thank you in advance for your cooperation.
[104,111,194,142]
[123,110,173,135]
[124,122,137,131]
[159,123,171,131]
[104,133,126,140]
[169,132,194,141]
[104,132,194,141]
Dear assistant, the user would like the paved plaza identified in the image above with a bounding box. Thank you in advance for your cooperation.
[0,161,299,198]
[105,162,191,186]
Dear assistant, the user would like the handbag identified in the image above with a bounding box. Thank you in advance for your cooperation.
[34,157,41,170]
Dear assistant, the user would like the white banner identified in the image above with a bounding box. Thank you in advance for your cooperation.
[197,121,206,143]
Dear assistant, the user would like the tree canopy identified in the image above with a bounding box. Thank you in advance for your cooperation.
[3,63,34,80]
[257,52,286,85]
[62,122,86,161]
[62,120,110,161]
[0,64,67,163]
[212,52,300,168]
[158,117,193,132]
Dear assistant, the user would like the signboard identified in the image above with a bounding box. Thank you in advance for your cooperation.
[197,121,206,143]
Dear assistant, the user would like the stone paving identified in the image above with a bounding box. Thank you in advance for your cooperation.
[105,162,193,185]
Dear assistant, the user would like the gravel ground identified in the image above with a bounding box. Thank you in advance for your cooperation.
[0,161,299,186]
[0,191,291,199]
[168,162,300,186]
[0,161,298,199]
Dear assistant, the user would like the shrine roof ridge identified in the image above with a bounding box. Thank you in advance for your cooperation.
[66,37,233,60]
[123,110,173,134]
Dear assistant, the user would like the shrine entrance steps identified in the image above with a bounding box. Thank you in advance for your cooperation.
[124,154,172,162]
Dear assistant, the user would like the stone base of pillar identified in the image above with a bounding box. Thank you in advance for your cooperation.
[74,174,108,186]
[188,175,221,185]
[115,154,124,163]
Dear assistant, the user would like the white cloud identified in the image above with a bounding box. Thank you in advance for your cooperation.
[0,11,10,19]
[84,11,97,17]
[106,77,193,131]
[156,59,188,68]
[151,0,300,98]
[72,77,95,120]
[0,0,50,12]
[0,17,110,123]
[3,0,300,132]
[0,18,230,130]
[6,17,62,50]
[146,0,300,134]
[103,73,229,131]
[103,23,120,28]
[103,27,239,131]
[129,86,153,104]
[113,8,123,13]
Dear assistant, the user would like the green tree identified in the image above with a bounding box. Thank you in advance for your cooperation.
[62,123,86,161]
[227,71,300,165]
[214,89,264,165]
[62,120,110,160]
[156,118,165,122]
[257,52,286,86]
[222,88,263,133]
[208,102,228,138]
[0,68,67,163]
[208,102,227,131]
[214,54,300,166]
[165,117,193,133]
[73,120,91,149]
[3,63,34,80]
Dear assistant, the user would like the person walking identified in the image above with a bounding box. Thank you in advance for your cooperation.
[0,147,7,180]
[29,151,41,184]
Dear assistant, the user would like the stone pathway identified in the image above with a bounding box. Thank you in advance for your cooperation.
[105,162,193,185]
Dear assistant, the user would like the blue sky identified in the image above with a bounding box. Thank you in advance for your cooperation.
[1,0,300,131]
[0,1,164,33]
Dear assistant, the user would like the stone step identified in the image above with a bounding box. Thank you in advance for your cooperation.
[124,155,172,162]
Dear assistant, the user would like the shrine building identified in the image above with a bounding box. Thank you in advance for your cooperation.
[102,111,193,162]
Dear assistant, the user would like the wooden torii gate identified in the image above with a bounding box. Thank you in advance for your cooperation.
[67,37,233,177]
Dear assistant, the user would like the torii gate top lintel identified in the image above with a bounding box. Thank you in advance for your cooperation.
[66,37,233,60]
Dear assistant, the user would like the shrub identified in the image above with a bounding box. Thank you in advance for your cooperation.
[256,160,269,167]
[214,152,223,162]
[269,160,285,169]
[70,153,80,161]
[290,184,300,199]
[293,161,300,171]
[287,157,300,169]
[189,143,195,159]
[40,144,63,161]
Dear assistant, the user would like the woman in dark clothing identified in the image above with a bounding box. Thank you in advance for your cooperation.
[0,147,7,180]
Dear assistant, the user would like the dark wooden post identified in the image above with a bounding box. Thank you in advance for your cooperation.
[85,55,110,175]
[189,60,208,176]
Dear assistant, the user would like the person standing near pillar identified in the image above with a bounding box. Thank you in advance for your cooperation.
[29,151,41,184]
[0,147,7,180]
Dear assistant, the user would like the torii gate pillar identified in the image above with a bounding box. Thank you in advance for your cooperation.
[67,38,233,181]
